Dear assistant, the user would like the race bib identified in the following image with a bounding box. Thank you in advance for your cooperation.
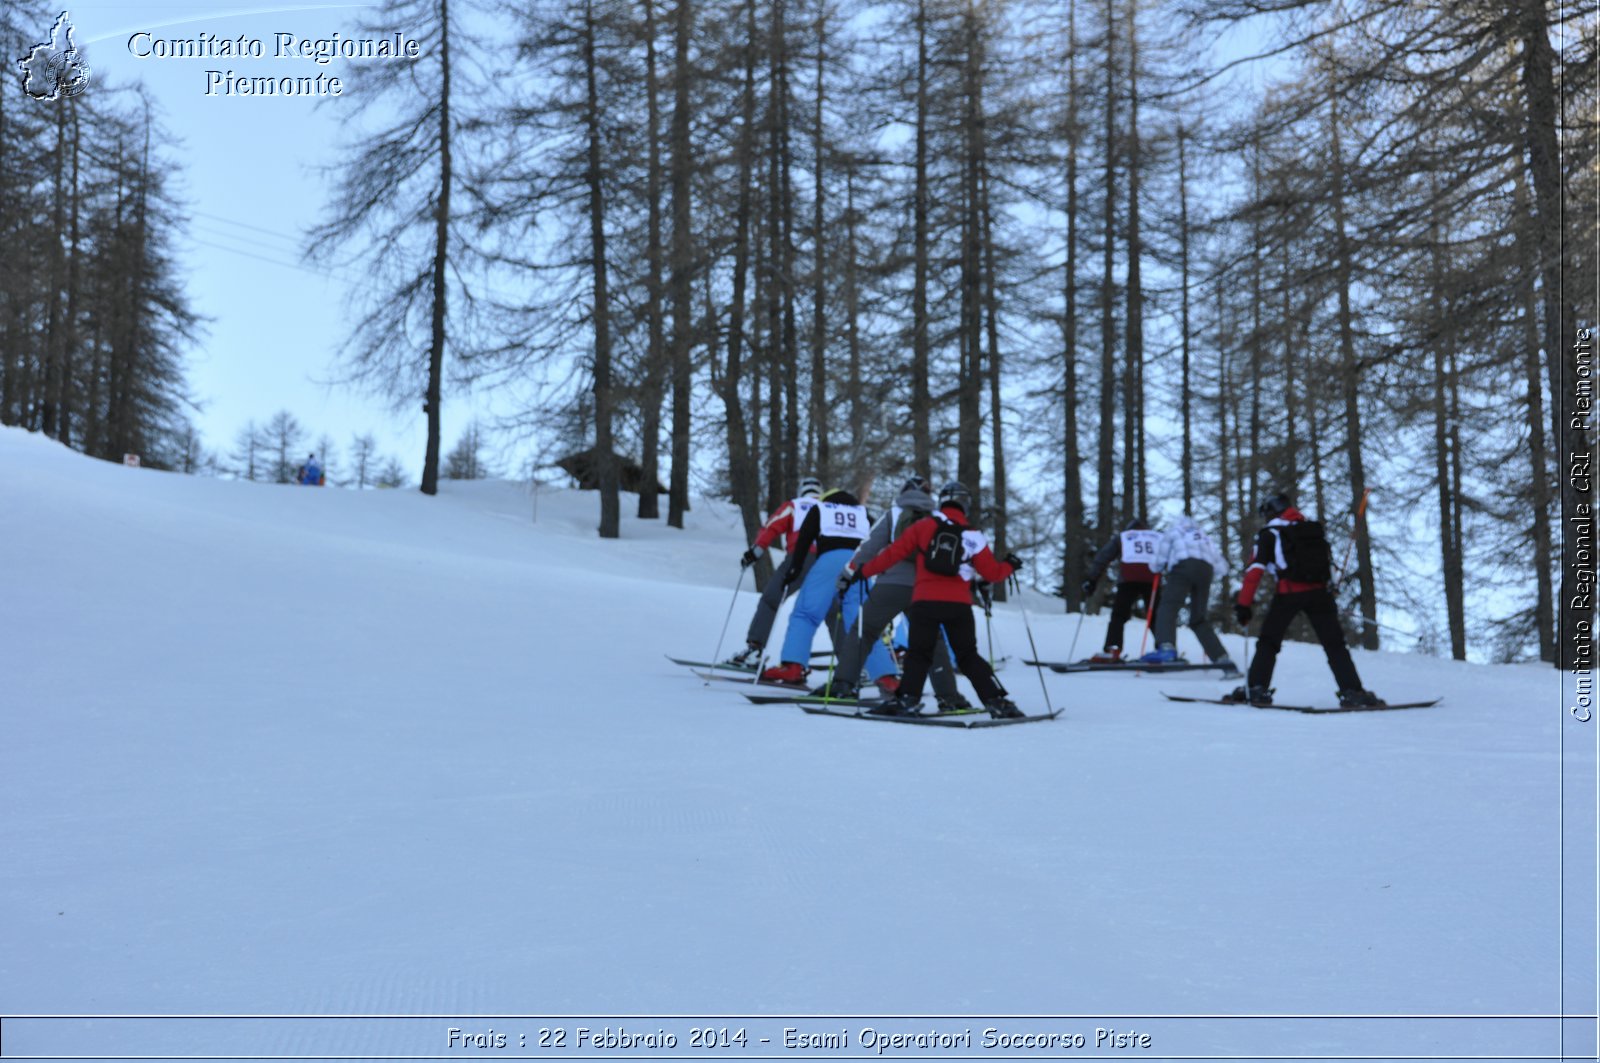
[791,496,818,526]
[1120,529,1161,564]
[817,501,869,541]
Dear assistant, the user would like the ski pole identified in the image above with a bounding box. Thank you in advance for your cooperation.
[980,582,996,668]
[820,585,850,700]
[1013,575,1056,715]
[706,565,748,686]
[1138,573,1162,657]
[1065,605,1087,663]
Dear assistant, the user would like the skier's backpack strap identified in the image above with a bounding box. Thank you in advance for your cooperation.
[1278,521,1333,583]
[924,514,966,577]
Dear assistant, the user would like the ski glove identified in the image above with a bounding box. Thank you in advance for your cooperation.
[1234,603,1253,626]
[1004,553,1024,573]
[1080,578,1097,597]
[835,566,859,593]
[740,547,761,568]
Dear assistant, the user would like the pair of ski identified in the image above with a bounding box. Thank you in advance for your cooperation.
[743,690,1060,728]
[1161,693,1441,715]
[1023,658,1238,675]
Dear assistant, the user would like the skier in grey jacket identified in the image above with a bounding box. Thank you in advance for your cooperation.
[813,477,967,706]
[1141,513,1238,675]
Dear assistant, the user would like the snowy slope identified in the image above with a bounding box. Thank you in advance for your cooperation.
[1,427,1591,1061]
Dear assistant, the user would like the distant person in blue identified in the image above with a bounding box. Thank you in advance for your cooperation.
[297,453,325,486]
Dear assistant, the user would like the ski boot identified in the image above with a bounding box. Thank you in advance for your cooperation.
[1139,644,1180,665]
[873,675,901,696]
[810,679,857,701]
[1087,647,1122,664]
[984,696,1025,720]
[1337,689,1386,708]
[1211,657,1242,679]
[1223,685,1274,707]
[866,693,922,717]
[935,692,974,713]
[722,642,763,669]
[760,662,808,684]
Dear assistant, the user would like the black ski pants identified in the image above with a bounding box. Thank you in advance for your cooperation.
[1247,588,1364,692]
[833,581,960,697]
[899,600,1005,705]
[1103,579,1159,652]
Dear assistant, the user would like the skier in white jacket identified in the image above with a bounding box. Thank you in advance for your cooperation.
[1142,513,1239,676]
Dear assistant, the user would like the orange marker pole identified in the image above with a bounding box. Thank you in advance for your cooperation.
[1139,573,1162,657]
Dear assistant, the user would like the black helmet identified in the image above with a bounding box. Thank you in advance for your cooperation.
[1124,515,1149,531]
[1258,492,1292,519]
[902,474,928,492]
[937,480,972,512]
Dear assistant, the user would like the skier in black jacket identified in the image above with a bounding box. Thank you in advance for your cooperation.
[1230,493,1384,708]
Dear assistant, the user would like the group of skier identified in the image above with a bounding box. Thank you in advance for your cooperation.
[720,473,1385,715]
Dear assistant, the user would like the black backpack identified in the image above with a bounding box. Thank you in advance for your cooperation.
[925,517,966,576]
[1276,521,1333,583]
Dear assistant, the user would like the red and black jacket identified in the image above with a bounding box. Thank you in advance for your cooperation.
[1237,508,1326,604]
[859,504,1014,604]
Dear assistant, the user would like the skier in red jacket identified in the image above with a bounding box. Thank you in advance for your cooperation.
[843,481,1025,719]
[1229,493,1384,708]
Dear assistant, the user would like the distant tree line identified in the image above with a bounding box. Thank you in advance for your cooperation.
[223,410,491,488]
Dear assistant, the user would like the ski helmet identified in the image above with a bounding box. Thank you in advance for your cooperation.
[902,474,928,492]
[798,476,823,499]
[1258,492,1292,519]
[937,480,972,513]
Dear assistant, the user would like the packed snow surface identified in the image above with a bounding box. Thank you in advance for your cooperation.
[1,427,1591,1062]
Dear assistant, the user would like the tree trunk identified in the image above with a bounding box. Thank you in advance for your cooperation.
[809,6,830,483]
[1281,220,1297,493]
[1124,0,1144,521]
[421,0,452,497]
[1247,138,1263,515]
[1215,277,1233,590]
[581,0,619,539]
[1305,313,1326,520]
[1327,92,1377,649]
[60,101,81,448]
[956,0,983,504]
[1178,125,1192,513]
[1429,216,1465,658]
[666,0,694,528]
[911,0,932,475]
[1515,171,1557,662]
[1061,0,1085,609]
[845,163,863,478]
[721,0,764,549]
[42,97,66,439]
[638,0,666,519]
[1097,0,1116,537]
[981,162,1007,599]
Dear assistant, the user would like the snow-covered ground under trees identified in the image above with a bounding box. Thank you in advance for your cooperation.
[2,426,1593,1063]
